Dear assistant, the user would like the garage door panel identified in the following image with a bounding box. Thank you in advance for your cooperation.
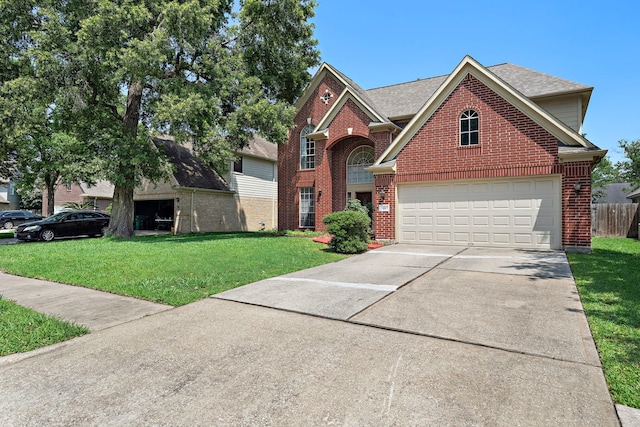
[454,232,470,243]
[493,199,510,209]
[454,216,469,226]
[514,216,532,227]
[419,231,434,242]
[514,234,533,244]
[436,216,451,226]
[473,233,490,243]
[473,216,489,226]
[493,216,510,227]
[397,177,561,249]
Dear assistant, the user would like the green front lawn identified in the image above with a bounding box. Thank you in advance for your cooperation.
[568,238,640,409]
[0,232,346,307]
[0,296,89,356]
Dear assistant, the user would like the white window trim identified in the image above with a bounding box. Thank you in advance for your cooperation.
[460,109,479,146]
[346,146,375,184]
[300,125,315,170]
[299,187,315,228]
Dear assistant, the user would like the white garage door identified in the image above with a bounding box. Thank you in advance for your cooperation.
[397,177,561,249]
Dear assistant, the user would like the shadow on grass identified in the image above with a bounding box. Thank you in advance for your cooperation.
[113,231,284,244]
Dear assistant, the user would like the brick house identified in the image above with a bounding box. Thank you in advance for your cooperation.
[43,180,114,214]
[278,56,605,252]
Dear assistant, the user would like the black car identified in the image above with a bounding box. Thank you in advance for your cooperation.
[14,210,110,242]
[0,210,43,229]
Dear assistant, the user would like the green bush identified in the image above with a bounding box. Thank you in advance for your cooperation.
[344,199,369,216]
[323,210,370,254]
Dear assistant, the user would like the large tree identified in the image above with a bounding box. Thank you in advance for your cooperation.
[591,154,621,202]
[2,0,319,236]
[0,0,99,214]
[617,139,640,190]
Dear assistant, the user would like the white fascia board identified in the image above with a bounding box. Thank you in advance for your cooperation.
[294,63,353,111]
[558,149,607,163]
[315,88,387,132]
[365,160,396,175]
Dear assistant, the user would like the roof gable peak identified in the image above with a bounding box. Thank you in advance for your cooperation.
[374,55,597,166]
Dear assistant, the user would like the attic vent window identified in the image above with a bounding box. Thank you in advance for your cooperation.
[321,90,333,104]
[460,109,479,146]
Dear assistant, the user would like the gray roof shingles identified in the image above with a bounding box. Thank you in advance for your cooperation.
[238,135,278,162]
[154,137,230,192]
[361,63,591,120]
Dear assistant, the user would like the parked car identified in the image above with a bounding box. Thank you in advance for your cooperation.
[0,210,43,229]
[14,210,110,242]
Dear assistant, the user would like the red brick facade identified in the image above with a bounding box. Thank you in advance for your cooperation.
[279,64,598,250]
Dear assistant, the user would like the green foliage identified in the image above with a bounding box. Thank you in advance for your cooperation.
[344,198,369,216]
[0,232,347,306]
[0,0,320,237]
[17,185,42,212]
[323,210,370,254]
[63,201,95,210]
[0,296,89,356]
[591,155,622,202]
[617,139,640,189]
[567,238,640,408]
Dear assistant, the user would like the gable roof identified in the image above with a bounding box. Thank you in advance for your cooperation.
[296,63,391,128]
[628,187,640,200]
[237,135,277,162]
[373,55,602,166]
[594,182,633,203]
[365,63,592,120]
[154,137,230,192]
[79,181,114,199]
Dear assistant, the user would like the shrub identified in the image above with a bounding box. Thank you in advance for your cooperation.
[344,199,369,216]
[323,210,370,254]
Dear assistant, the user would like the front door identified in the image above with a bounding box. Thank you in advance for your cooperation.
[355,192,372,206]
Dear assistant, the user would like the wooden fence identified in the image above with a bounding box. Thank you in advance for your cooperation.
[591,203,639,238]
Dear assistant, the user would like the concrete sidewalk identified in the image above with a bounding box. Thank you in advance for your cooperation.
[0,272,171,331]
[0,245,636,425]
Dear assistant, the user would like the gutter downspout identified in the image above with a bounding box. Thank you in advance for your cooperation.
[272,162,276,229]
[190,189,195,233]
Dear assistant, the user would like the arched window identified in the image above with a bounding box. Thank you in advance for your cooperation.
[347,146,374,184]
[300,125,315,169]
[460,110,479,146]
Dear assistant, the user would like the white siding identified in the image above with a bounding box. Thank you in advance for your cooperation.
[535,95,581,132]
[230,156,277,200]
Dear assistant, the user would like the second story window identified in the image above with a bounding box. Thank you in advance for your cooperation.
[233,157,243,173]
[300,125,315,169]
[460,110,479,146]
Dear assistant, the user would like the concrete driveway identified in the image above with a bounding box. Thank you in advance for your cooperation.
[0,244,622,426]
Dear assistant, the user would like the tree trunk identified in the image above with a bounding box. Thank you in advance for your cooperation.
[44,172,58,216]
[108,181,135,238]
[107,80,143,238]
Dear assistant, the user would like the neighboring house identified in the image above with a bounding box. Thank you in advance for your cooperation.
[135,136,276,233]
[0,179,20,210]
[225,135,278,230]
[628,187,640,204]
[592,182,633,204]
[43,180,114,214]
[279,55,605,252]
[39,136,277,233]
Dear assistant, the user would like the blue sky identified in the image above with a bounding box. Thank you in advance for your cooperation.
[310,0,639,164]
